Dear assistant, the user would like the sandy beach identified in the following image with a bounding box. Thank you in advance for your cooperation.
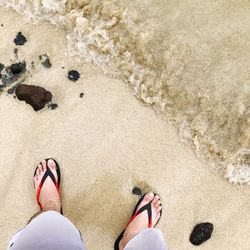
[0,7,250,250]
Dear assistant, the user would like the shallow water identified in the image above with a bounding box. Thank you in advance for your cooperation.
[1,0,249,185]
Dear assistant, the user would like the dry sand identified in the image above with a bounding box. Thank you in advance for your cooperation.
[0,8,250,250]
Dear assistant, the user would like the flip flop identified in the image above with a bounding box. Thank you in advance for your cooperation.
[33,158,63,214]
[114,193,162,250]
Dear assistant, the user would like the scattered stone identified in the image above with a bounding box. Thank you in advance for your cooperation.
[68,70,80,81]
[39,54,52,68]
[48,103,58,110]
[13,95,16,99]
[80,92,84,98]
[10,61,26,75]
[14,48,18,55]
[15,84,52,111]
[14,32,27,46]
[31,61,35,68]
[7,85,17,94]
[61,66,65,69]
[190,222,214,246]
[1,70,14,87]
[1,24,3,27]
[1,62,27,88]
[132,187,142,196]
[0,63,4,73]
[0,63,3,79]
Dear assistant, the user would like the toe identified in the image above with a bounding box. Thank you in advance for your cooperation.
[156,205,162,214]
[152,195,160,206]
[155,200,161,208]
[144,192,154,202]
[41,160,47,171]
[155,210,161,221]
[38,164,43,175]
[48,159,56,169]
[136,192,154,211]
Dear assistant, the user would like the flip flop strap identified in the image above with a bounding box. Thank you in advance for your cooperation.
[126,203,153,228]
[36,165,59,210]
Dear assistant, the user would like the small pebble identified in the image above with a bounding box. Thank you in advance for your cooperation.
[68,70,80,82]
[10,61,26,75]
[39,54,52,68]
[1,24,3,27]
[132,187,142,196]
[14,48,18,55]
[48,103,58,110]
[80,92,84,98]
[14,32,27,46]
[190,222,214,246]
[7,85,17,94]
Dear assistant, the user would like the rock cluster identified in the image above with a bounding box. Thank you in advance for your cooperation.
[0,31,82,111]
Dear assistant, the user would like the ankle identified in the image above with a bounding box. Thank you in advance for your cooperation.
[42,200,61,213]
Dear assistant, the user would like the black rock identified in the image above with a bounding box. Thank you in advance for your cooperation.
[80,92,84,98]
[68,70,80,82]
[39,54,52,68]
[10,62,26,75]
[0,63,4,73]
[0,63,4,71]
[14,48,18,55]
[14,32,27,45]
[1,24,3,27]
[15,84,52,111]
[190,222,214,246]
[48,103,58,110]
[132,187,142,196]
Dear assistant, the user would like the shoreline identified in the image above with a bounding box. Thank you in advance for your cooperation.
[0,8,250,250]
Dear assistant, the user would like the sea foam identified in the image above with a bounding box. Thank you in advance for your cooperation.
[0,0,249,185]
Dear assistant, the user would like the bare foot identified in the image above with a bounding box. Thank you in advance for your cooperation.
[119,192,162,250]
[34,159,61,212]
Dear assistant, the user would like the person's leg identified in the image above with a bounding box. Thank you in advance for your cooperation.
[118,192,167,250]
[124,229,167,250]
[8,210,86,250]
[8,159,87,250]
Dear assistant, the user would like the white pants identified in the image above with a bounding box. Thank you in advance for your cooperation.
[8,211,167,250]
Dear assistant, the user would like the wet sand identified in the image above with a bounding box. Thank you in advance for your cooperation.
[0,8,250,250]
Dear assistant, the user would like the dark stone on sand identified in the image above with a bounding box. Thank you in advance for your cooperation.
[0,63,4,72]
[14,48,18,54]
[80,92,84,98]
[48,103,58,110]
[1,62,26,87]
[14,32,27,46]
[1,24,3,27]
[39,54,52,68]
[10,61,26,75]
[15,84,52,111]
[0,63,4,78]
[132,187,142,196]
[68,70,80,81]
[7,85,17,94]
[190,222,214,246]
